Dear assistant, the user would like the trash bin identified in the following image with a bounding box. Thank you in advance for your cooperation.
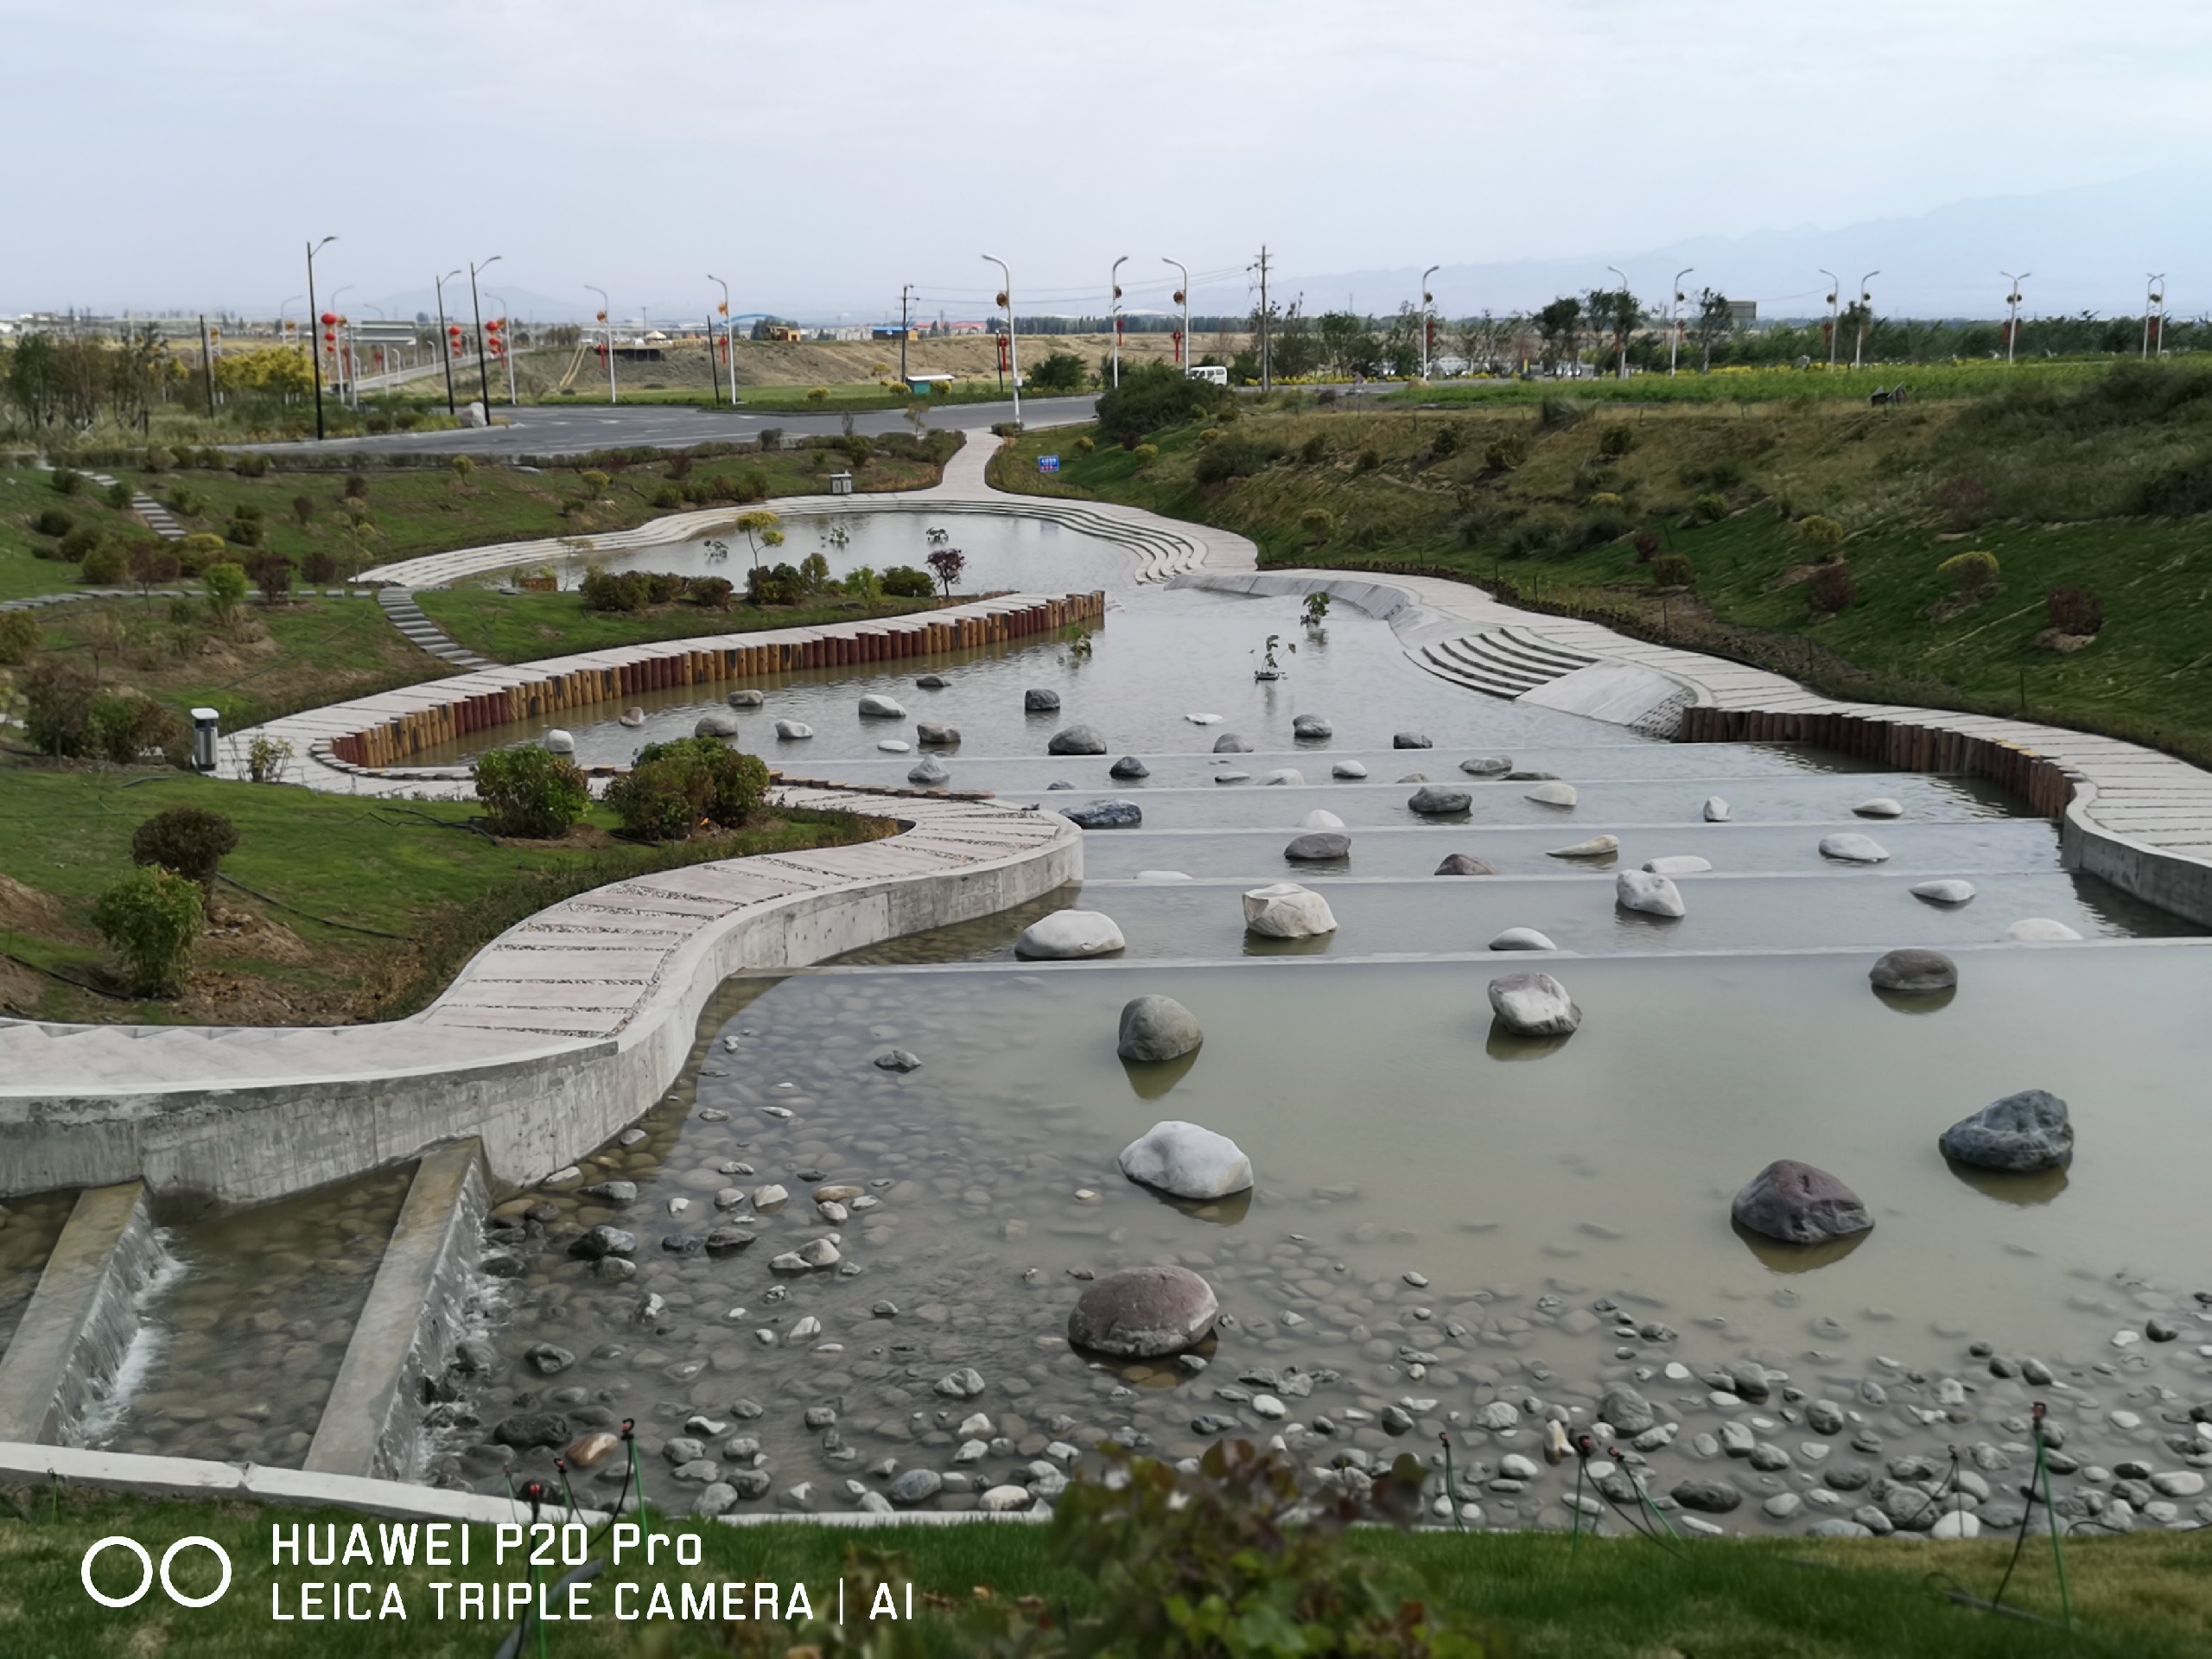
[829,472,854,496]
[190,707,220,772]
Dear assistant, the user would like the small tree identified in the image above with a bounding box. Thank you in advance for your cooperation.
[1806,563,1856,615]
[130,541,181,601]
[203,562,248,620]
[2047,584,2105,637]
[131,807,239,890]
[92,866,206,997]
[250,553,296,605]
[0,610,39,665]
[474,745,592,838]
[733,509,782,569]
[925,547,965,597]
[1689,493,1731,524]
[22,659,97,755]
[449,454,474,486]
[1939,550,1999,598]
[1794,515,1847,563]
[1650,552,1696,588]
[87,693,185,765]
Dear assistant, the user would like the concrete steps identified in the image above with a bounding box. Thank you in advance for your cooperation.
[376,588,496,671]
[1419,626,1598,699]
[79,470,185,543]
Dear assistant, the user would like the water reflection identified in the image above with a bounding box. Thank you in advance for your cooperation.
[1944,1157,2071,1206]
[1732,1217,1873,1273]
[1873,985,1959,1014]
[1122,1048,1203,1099]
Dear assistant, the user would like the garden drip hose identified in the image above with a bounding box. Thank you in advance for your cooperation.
[2034,1410,2075,1632]
[523,1481,550,1659]
[1439,1433,1467,1532]
[1617,1445,1681,1543]
[555,1457,580,1524]
[1570,1437,1586,1556]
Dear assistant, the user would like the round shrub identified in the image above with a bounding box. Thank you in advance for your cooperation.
[640,736,768,826]
[1630,531,1662,563]
[1794,515,1847,562]
[1690,493,1731,524]
[1132,444,1160,466]
[607,738,769,841]
[0,610,40,665]
[1649,552,1696,588]
[60,524,103,563]
[1939,550,1999,595]
[92,866,205,997]
[176,533,228,576]
[473,745,592,839]
[79,542,129,585]
[1071,435,1096,456]
[1300,507,1335,537]
[22,659,97,755]
[1806,563,1856,615]
[1355,448,1382,473]
[652,483,683,509]
[202,562,248,618]
[2047,584,2105,636]
[1596,425,1637,457]
[880,565,934,599]
[33,506,73,537]
[131,806,239,887]
[302,550,340,586]
[52,467,84,495]
[87,693,185,766]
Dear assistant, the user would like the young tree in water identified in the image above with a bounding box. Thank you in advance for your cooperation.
[926,548,965,597]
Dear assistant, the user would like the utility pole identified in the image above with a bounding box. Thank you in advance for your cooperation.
[199,315,216,416]
[305,236,335,441]
[1819,269,1840,369]
[1669,267,1694,376]
[899,283,912,385]
[434,269,461,416]
[1254,245,1270,391]
[1110,256,1128,388]
[469,255,501,420]
[2001,271,2030,363]
[1420,264,1439,381]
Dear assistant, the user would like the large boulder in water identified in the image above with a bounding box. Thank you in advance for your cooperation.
[907,756,950,785]
[1284,831,1351,861]
[1436,853,1497,875]
[1703,797,1732,822]
[1819,834,1889,863]
[1331,760,1369,779]
[543,729,575,754]
[1910,879,1974,905]
[1408,785,1472,815]
[1939,1090,2073,1172]
[857,694,906,719]
[1048,724,1106,755]
[1460,756,1512,777]
[1526,782,1579,807]
[1118,1121,1252,1199]
[1300,809,1345,830]
[1488,927,1557,951]
[2005,917,2082,941]
[1212,733,1253,753]
[1292,714,1332,739]
[1616,870,1686,917]
[1487,971,1581,1037]
[1014,910,1126,959]
[774,719,813,741]
[1242,882,1337,938]
[695,710,741,738]
[916,722,959,746]
[1109,755,1150,779]
[1393,732,1433,749]
[727,690,765,709]
[1024,689,1060,713]
[1117,995,1204,1063]
[1731,1160,1872,1244]
[1869,948,1956,993]
[1068,1265,1219,1357]
[1060,798,1141,829]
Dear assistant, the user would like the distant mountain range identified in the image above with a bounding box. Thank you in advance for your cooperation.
[1197,170,2210,324]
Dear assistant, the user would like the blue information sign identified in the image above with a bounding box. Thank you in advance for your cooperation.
[1038,455,1060,474]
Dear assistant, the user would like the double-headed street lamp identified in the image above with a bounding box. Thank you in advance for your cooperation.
[468,256,501,419]
[587,285,616,404]
[1819,269,1841,369]
[1110,255,1128,388]
[2002,271,2031,363]
[1669,266,1694,376]
[1420,264,1440,381]
[1853,270,1879,371]
[708,274,731,406]
[433,268,462,416]
[982,256,1020,425]
[2144,274,2166,359]
[1606,265,1630,379]
[1163,257,1190,377]
[304,236,336,440]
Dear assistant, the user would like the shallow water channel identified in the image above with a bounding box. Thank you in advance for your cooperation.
[54,559,2212,1537]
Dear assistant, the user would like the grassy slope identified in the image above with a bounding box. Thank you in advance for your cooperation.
[992,365,2212,765]
[0,766,883,1027]
[8,1492,2209,1658]
[415,588,960,664]
[0,441,955,604]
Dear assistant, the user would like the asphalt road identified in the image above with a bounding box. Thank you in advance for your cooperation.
[240,395,1098,458]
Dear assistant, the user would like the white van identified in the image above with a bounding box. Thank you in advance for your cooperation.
[1186,365,1230,386]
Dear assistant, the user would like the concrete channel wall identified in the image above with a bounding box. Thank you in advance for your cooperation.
[0,1183,163,1446]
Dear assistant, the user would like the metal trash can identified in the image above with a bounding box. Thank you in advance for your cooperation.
[190,707,220,772]
[829,472,854,496]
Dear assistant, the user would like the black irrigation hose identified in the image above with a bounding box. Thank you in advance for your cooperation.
[214,872,407,938]
[0,947,134,1001]
[1572,1436,1681,1556]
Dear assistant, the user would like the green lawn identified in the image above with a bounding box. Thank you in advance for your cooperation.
[416,588,963,665]
[0,766,883,1027]
[0,468,163,601]
[1395,357,2111,409]
[6,1489,2207,1658]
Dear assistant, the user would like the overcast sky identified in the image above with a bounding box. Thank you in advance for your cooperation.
[10,0,2211,321]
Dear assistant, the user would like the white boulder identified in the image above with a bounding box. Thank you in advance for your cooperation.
[1261,768,1305,786]
[1299,809,1346,830]
[1616,870,1687,917]
[543,729,575,754]
[1489,927,1559,951]
[1548,835,1619,859]
[1703,797,1732,823]
[1014,909,1127,959]
[1135,869,1193,882]
[1487,971,1582,1037]
[1853,798,1904,818]
[858,694,907,719]
[1526,782,1579,807]
[1643,855,1712,875]
[1818,833,1889,862]
[1910,879,1976,905]
[2005,918,2083,941]
[1242,882,1338,938]
[774,720,813,741]
[1185,713,1223,724]
[1118,1121,1253,1199]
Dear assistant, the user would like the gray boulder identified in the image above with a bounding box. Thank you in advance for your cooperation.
[1460,756,1513,776]
[727,690,765,709]
[1331,760,1369,779]
[543,729,575,753]
[1673,1478,1743,1514]
[888,1468,944,1506]
[1292,714,1332,739]
[1435,853,1497,875]
[1487,971,1581,1037]
[1869,948,1956,993]
[1068,1264,1220,1357]
[1109,755,1150,779]
[914,674,947,690]
[568,1225,637,1261]
[1118,1120,1253,1198]
[907,756,950,785]
[1212,733,1253,753]
[1488,927,1557,951]
[1819,833,1890,863]
[1392,732,1433,749]
[1939,1090,2073,1172]
[1242,882,1337,938]
[1731,1160,1872,1244]
[1117,995,1204,1064]
[874,1048,923,1072]
[1284,831,1351,861]
[1060,798,1141,829]
[1014,909,1126,958]
[857,694,907,719]
[1024,689,1060,713]
[1702,796,1732,823]
[773,719,812,741]
[1408,785,1472,815]
[1600,1385,1656,1436]
[1048,724,1106,755]
[1910,879,1975,905]
[695,711,741,738]
[1616,870,1687,917]
[916,722,959,746]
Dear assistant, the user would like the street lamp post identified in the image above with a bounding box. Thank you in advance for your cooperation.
[1669,266,1694,376]
[1162,257,1189,376]
[708,274,731,407]
[982,256,1019,426]
[1819,270,1840,369]
[1605,265,1630,379]
[587,286,616,404]
[2144,273,2166,359]
[1853,270,1879,371]
[468,256,501,421]
[304,237,336,439]
[1420,264,1440,381]
[2001,271,2031,363]
[1109,256,1128,388]
[433,268,462,416]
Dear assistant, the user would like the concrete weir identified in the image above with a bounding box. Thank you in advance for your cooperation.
[0,1183,167,1446]
[306,1142,490,1482]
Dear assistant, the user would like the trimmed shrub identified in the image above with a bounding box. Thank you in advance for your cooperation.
[92,866,205,997]
[880,564,934,599]
[1430,424,1462,456]
[1933,475,1987,531]
[474,746,592,838]
[86,693,185,765]
[176,532,228,576]
[250,554,296,603]
[1354,448,1382,473]
[1939,549,2000,595]
[1300,433,1328,464]
[79,542,128,585]
[1132,443,1159,465]
[52,467,85,494]
[1806,563,1856,615]
[1300,507,1335,537]
[232,453,270,478]
[1649,552,1696,588]
[22,658,98,755]
[103,480,130,510]
[1689,493,1731,524]
[302,550,340,585]
[1192,435,1287,486]
[0,610,40,665]
[342,472,369,499]
[2047,584,2105,636]
[33,507,73,537]
[652,483,683,508]
[686,575,734,609]
[1631,530,1662,563]
[203,561,248,619]
[60,524,103,563]
[1071,435,1096,456]
[1794,514,1847,562]
[1092,360,1234,443]
[1596,424,1636,457]
[131,807,239,888]
[292,494,315,526]
[607,737,770,841]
